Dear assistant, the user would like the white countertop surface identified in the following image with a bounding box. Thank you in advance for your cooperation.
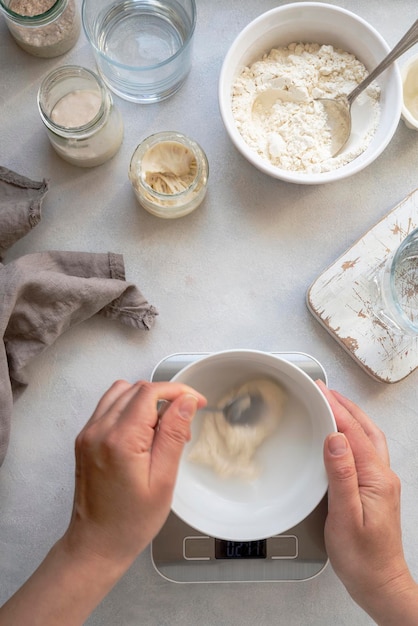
[1,1,418,624]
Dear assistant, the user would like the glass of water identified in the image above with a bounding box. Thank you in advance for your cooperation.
[378,227,418,335]
[82,0,196,103]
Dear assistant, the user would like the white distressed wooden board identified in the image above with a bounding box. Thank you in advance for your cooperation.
[307,188,418,383]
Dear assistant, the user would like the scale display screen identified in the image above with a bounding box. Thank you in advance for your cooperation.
[215,539,267,560]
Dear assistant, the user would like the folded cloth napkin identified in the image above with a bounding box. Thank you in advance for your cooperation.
[0,167,158,466]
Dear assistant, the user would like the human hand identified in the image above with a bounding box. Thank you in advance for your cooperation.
[64,380,206,568]
[318,380,418,624]
[0,381,207,626]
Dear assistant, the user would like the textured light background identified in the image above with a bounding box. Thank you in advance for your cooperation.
[1,1,418,624]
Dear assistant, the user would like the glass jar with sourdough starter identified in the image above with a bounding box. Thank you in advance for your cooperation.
[0,0,80,58]
[37,65,124,168]
[129,132,209,218]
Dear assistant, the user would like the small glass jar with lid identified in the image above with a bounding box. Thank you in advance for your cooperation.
[128,132,209,219]
[37,65,124,168]
[0,0,80,58]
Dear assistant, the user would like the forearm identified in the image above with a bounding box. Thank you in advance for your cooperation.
[0,536,132,626]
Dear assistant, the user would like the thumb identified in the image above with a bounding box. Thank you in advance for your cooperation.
[150,394,199,492]
[324,433,362,523]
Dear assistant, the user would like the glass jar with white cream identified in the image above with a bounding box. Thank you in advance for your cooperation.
[128,132,209,218]
[37,65,124,167]
[0,0,80,58]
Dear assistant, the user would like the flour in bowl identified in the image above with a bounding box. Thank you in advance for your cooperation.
[188,378,286,481]
[231,43,381,173]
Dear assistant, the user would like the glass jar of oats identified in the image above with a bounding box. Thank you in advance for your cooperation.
[0,0,80,58]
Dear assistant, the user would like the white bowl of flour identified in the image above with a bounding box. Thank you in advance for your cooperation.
[171,350,336,541]
[219,2,402,184]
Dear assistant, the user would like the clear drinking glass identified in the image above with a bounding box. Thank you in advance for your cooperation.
[0,0,80,58]
[82,0,196,103]
[376,227,418,335]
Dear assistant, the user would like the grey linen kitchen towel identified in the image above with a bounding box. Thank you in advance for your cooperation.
[0,166,158,466]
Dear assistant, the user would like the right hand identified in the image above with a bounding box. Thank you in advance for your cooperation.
[0,381,208,626]
[65,380,207,567]
[318,380,417,622]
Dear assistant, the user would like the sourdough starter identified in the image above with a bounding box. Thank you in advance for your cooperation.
[188,378,286,481]
[232,43,381,173]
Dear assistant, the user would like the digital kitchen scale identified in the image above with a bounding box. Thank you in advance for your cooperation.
[150,352,328,583]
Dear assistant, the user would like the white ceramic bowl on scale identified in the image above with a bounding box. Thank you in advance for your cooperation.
[170,349,336,541]
[218,2,402,184]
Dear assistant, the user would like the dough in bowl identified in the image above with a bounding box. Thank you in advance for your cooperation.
[188,378,286,480]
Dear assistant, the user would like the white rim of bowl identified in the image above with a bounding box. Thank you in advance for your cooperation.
[170,348,337,541]
[401,54,418,129]
[218,2,403,184]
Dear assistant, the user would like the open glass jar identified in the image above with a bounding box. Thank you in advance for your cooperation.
[37,65,124,168]
[377,227,418,335]
[0,0,80,58]
[129,132,209,218]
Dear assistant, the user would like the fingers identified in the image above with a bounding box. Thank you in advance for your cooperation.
[329,389,390,465]
[316,380,390,467]
[323,432,363,526]
[318,380,392,519]
[81,380,206,462]
[84,380,205,429]
[150,393,200,494]
[75,380,141,467]
[105,383,203,472]
[114,381,205,432]
[86,379,134,425]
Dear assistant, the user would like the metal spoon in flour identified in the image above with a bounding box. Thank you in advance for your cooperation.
[253,18,418,157]
[200,391,265,426]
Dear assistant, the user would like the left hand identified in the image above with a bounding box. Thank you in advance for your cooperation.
[318,380,416,623]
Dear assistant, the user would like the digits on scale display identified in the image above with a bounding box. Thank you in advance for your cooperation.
[215,539,266,559]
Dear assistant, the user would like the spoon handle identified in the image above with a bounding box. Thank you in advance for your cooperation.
[348,18,418,105]
[157,399,223,416]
